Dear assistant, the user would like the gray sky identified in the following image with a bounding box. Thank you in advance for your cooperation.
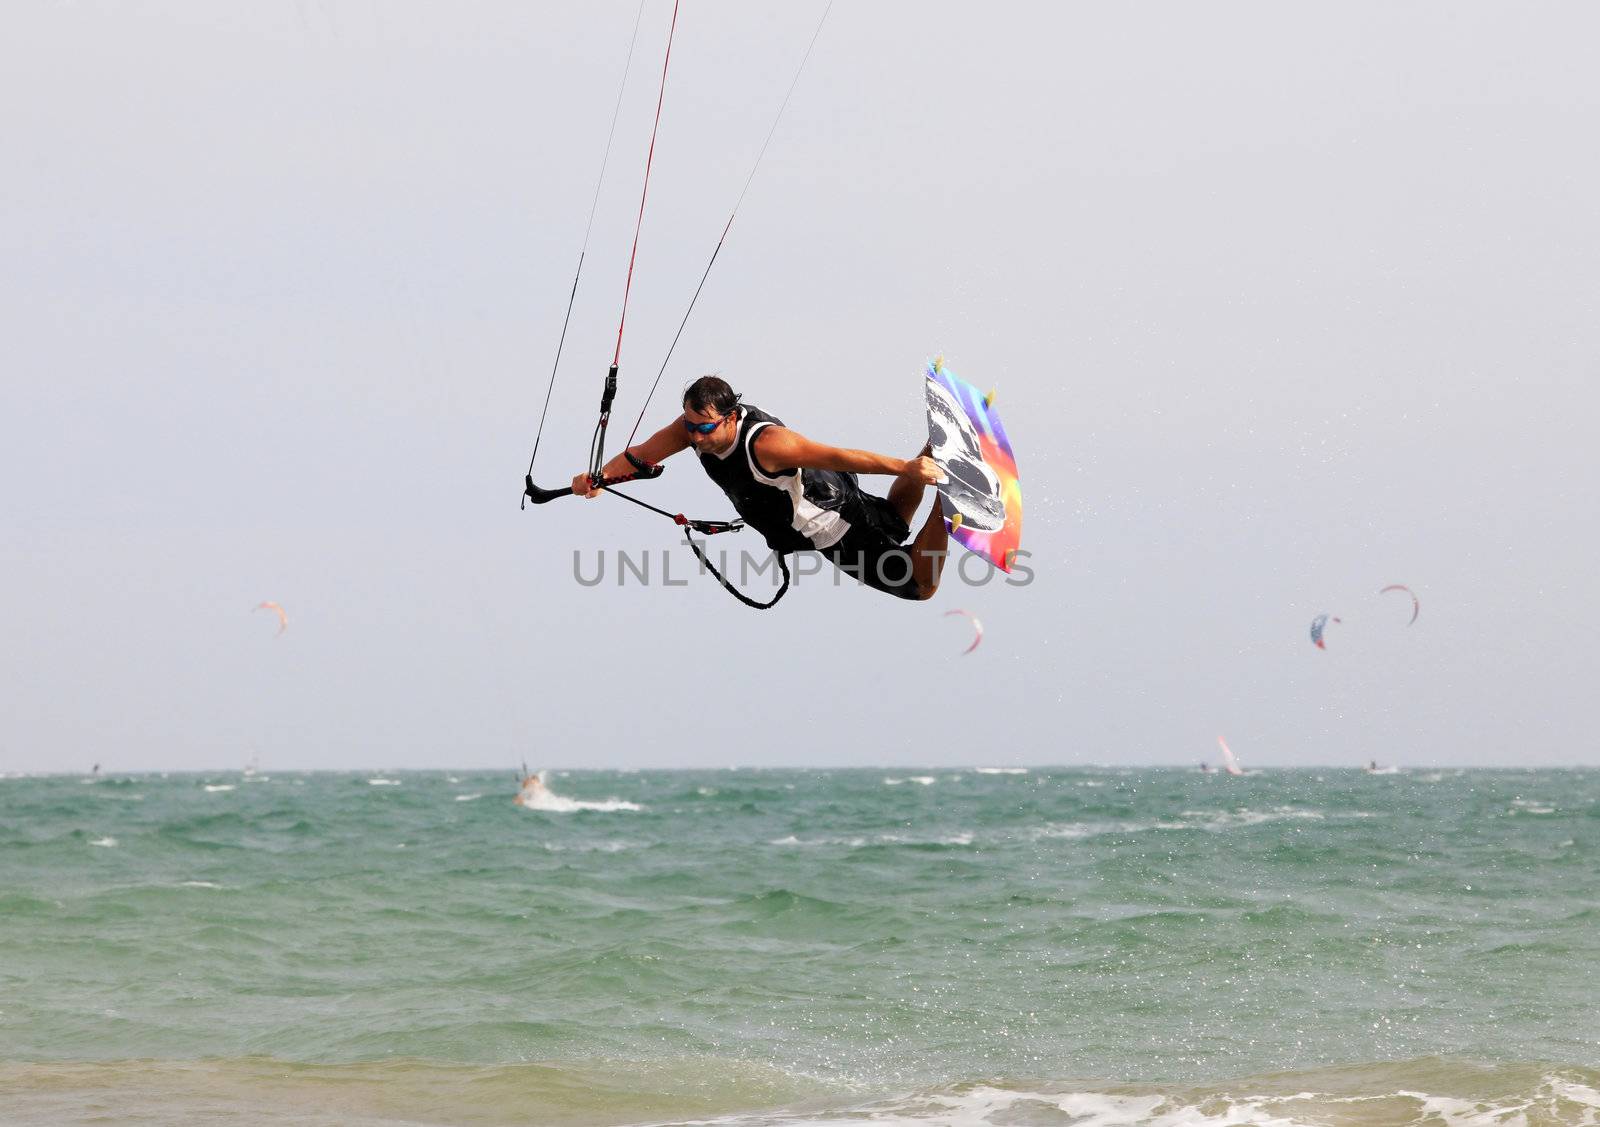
[3,2,1597,773]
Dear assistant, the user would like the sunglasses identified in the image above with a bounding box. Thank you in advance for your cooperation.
[682,414,729,435]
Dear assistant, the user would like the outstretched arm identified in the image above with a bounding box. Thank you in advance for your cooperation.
[754,426,941,484]
[572,419,691,497]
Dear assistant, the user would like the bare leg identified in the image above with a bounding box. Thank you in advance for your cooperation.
[909,501,950,600]
[887,443,933,527]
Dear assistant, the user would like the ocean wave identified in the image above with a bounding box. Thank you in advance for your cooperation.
[541,840,639,853]
[0,892,60,915]
[6,1057,1593,1127]
[732,887,852,919]
[0,1054,820,1127]
[769,832,975,849]
[1020,807,1328,843]
[519,793,642,813]
[1178,806,1327,829]
[679,785,791,803]
[1028,820,1160,841]
[678,1063,1600,1126]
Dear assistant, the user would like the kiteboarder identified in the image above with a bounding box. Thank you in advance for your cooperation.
[513,771,550,807]
[572,377,949,600]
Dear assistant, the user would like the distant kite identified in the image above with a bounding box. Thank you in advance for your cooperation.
[1380,584,1420,625]
[1310,613,1341,650]
[944,609,983,655]
[254,601,287,636]
[1216,735,1244,776]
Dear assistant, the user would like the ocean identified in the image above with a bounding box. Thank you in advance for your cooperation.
[2,767,1597,1125]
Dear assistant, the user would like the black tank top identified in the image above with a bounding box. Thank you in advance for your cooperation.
[696,405,862,552]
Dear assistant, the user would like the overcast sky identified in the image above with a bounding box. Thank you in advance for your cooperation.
[3,2,1596,774]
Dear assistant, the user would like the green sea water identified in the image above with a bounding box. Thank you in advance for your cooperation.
[2,767,1598,1125]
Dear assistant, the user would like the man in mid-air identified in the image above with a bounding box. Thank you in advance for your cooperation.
[573,376,948,600]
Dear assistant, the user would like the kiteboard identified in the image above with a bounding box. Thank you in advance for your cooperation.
[924,357,1022,572]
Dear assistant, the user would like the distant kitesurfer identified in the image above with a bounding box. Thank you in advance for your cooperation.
[513,772,549,807]
[573,376,949,600]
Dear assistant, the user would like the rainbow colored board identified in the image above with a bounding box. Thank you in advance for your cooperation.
[924,358,1022,572]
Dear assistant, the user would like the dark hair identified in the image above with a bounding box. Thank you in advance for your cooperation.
[683,374,740,416]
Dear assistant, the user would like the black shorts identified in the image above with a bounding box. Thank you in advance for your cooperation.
[823,494,921,600]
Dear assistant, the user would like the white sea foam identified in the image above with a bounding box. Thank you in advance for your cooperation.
[1024,807,1324,843]
[878,831,974,847]
[883,775,937,786]
[367,778,401,786]
[1180,806,1325,830]
[676,1078,1600,1127]
[203,784,234,793]
[675,1086,1308,1126]
[89,836,117,848]
[1392,1080,1600,1127]
[540,839,636,853]
[454,793,483,802]
[974,767,1028,775]
[518,791,641,813]
[180,881,222,888]
[1030,821,1157,841]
